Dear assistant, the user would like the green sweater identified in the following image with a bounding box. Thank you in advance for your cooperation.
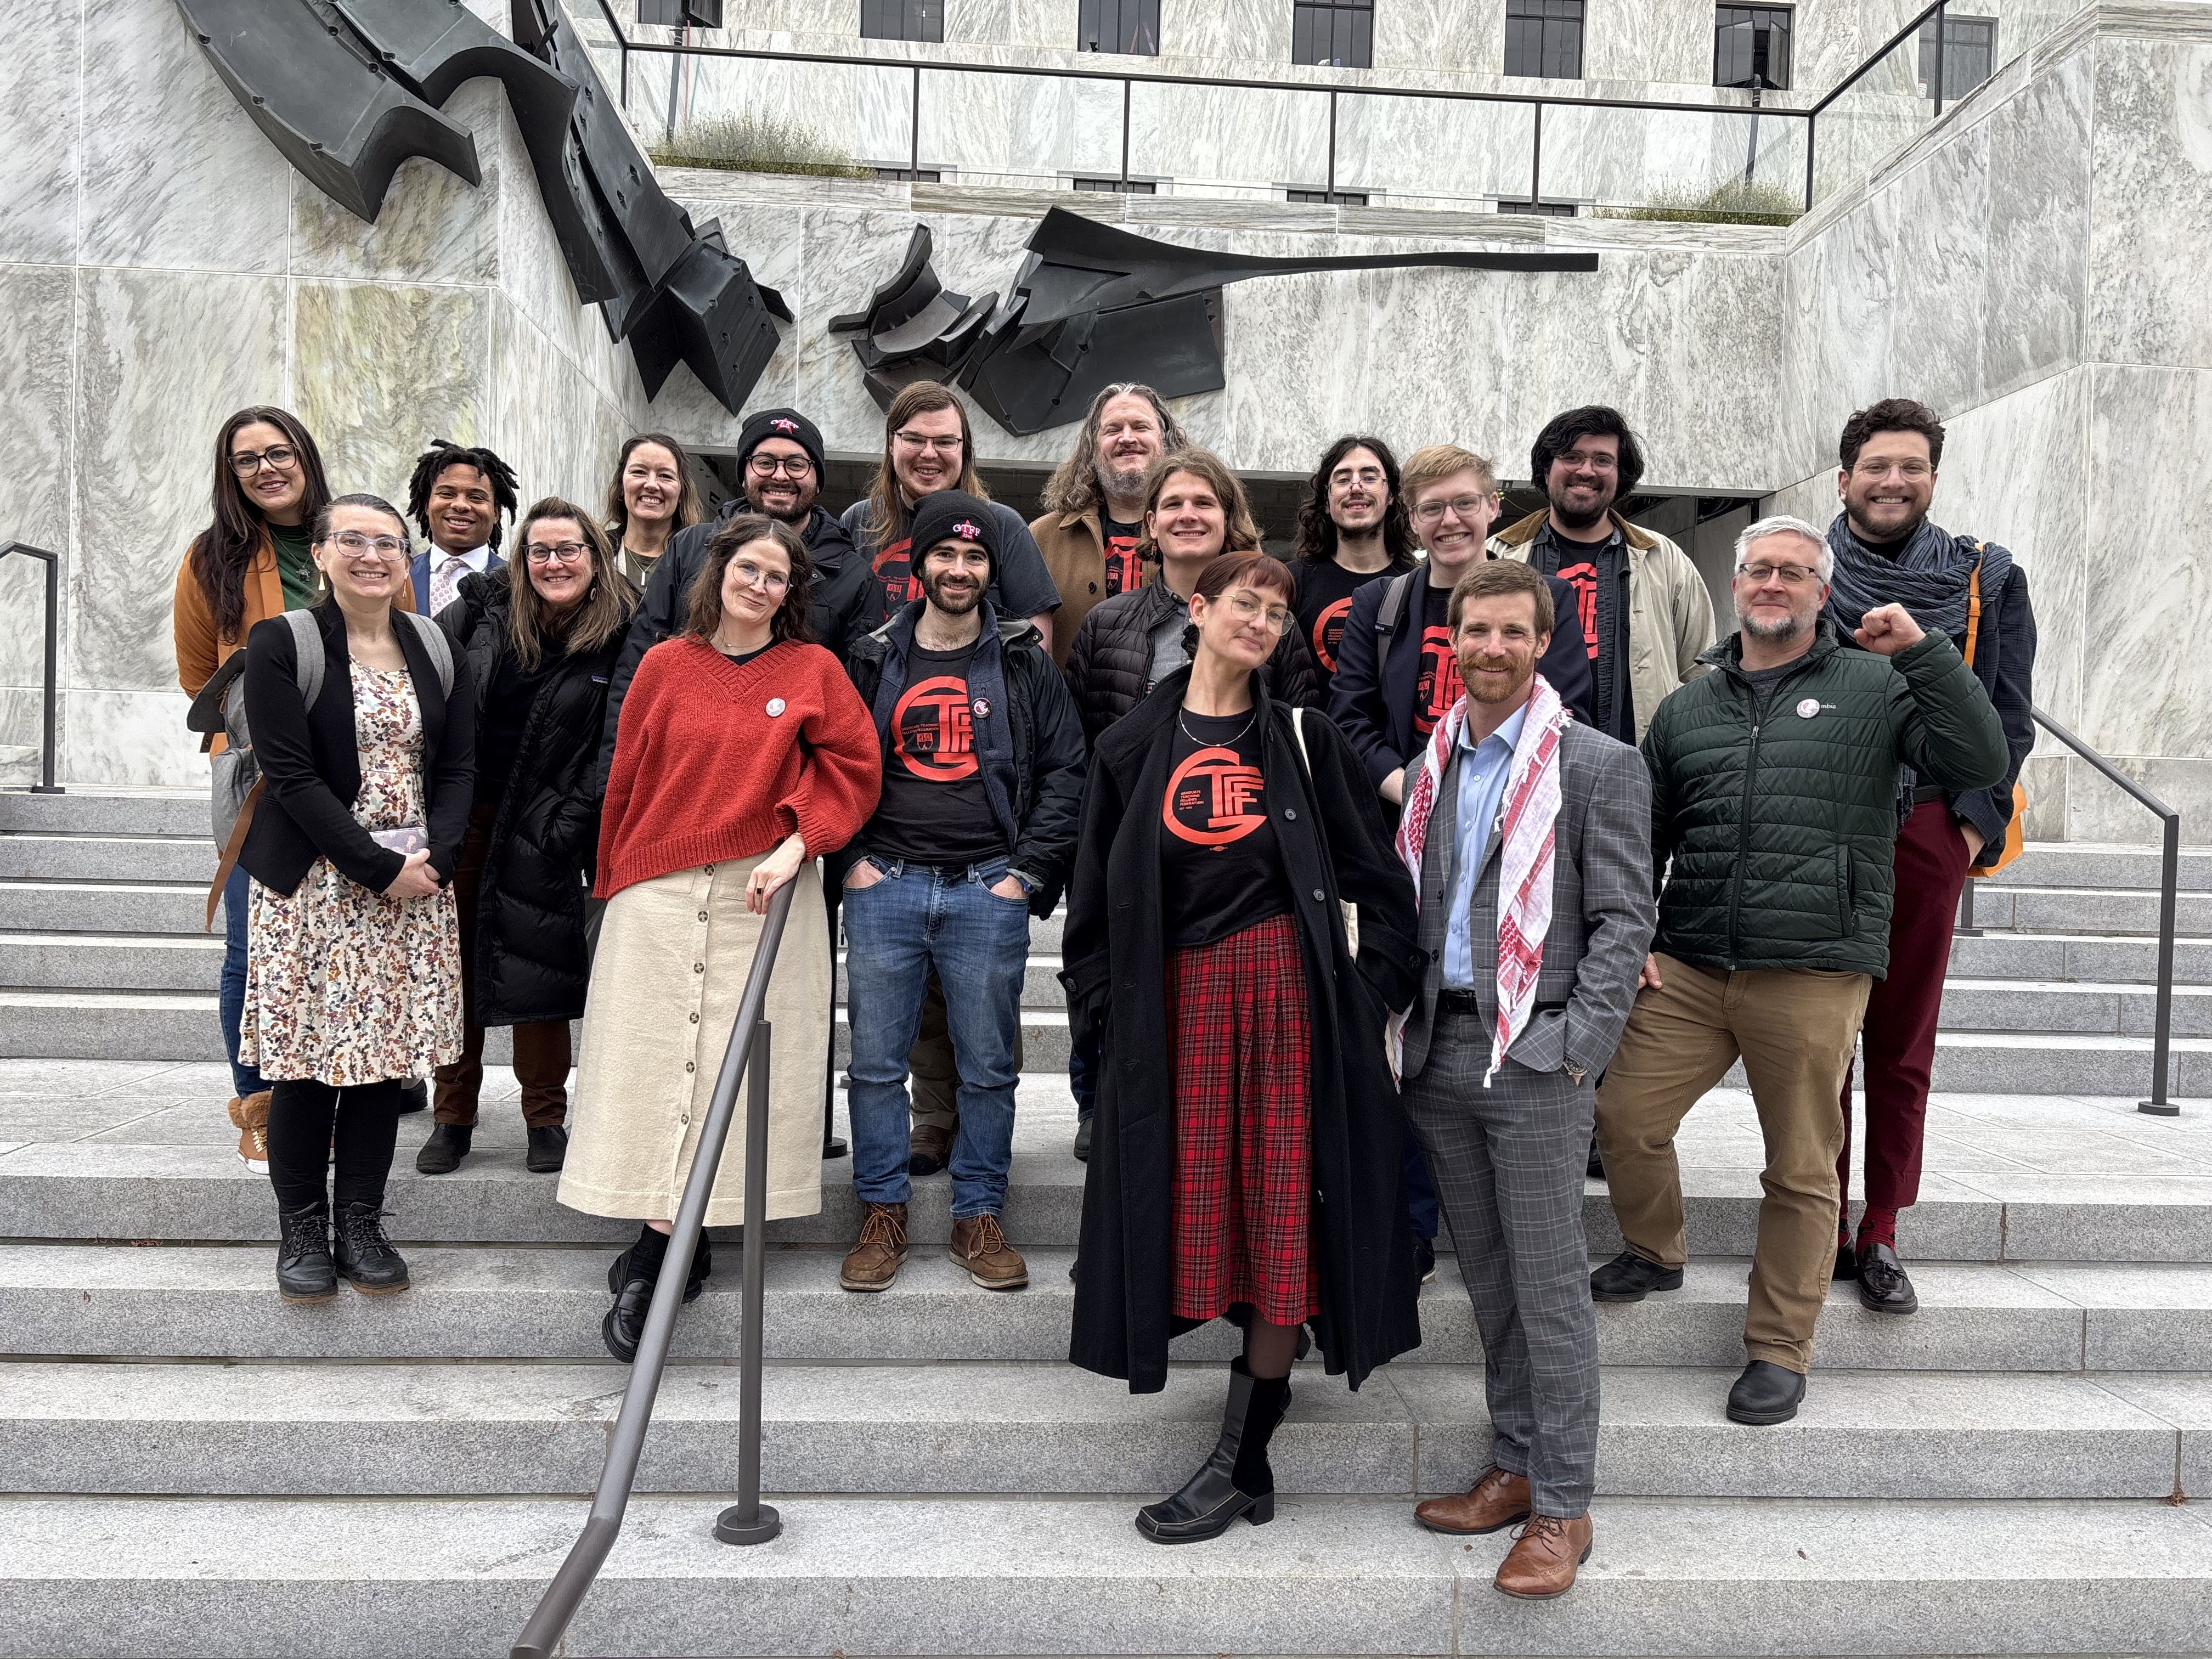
[1641,619,2008,978]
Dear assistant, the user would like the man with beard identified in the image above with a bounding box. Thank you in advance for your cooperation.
[1821,399,2036,1314]
[1290,435,1417,695]
[832,492,1087,1295]
[1591,517,2007,1430]
[1396,560,1655,1601]
[1489,407,1713,744]
[1031,383,1186,667]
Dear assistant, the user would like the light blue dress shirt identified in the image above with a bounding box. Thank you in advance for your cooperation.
[1441,703,1528,991]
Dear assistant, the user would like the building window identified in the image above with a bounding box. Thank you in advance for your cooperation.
[876,167,943,182]
[861,0,942,43]
[1293,1,1374,68]
[1071,176,1157,193]
[1079,0,1160,54]
[1498,198,1576,216]
[1504,0,1584,80]
[1713,6,1791,91]
[1288,188,1370,205]
[1919,14,1996,101]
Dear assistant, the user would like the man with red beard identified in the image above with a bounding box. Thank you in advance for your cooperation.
[1290,435,1418,696]
[1031,383,1186,667]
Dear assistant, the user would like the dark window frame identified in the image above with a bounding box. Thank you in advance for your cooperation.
[1504,0,1585,81]
[1071,176,1157,194]
[860,0,943,44]
[1291,0,1374,69]
[1918,13,1997,103]
[1287,187,1370,204]
[1077,0,1161,55]
[1713,5,1792,91]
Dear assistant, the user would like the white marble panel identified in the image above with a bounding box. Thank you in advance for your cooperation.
[1159,0,1288,67]
[916,66,1126,184]
[2080,362,2212,759]
[1983,45,2089,398]
[954,0,1081,50]
[72,268,287,696]
[78,0,291,274]
[0,0,82,268]
[489,301,632,512]
[1126,80,1329,193]
[291,281,493,511]
[1884,114,1991,420]
[1333,92,1533,205]
[2065,755,2212,847]
[1763,470,1840,527]
[1370,0,1498,77]
[292,79,503,287]
[0,266,75,693]
[2089,39,2212,369]
[0,686,63,790]
[64,687,199,789]
[1582,0,1713,86]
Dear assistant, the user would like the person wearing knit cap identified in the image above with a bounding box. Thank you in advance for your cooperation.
[831,489,1087,1296]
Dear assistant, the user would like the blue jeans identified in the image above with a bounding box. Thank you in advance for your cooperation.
[843,857,1028,1220]
[219,861,266,1099]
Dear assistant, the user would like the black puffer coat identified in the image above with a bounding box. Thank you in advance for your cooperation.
[1063,575,1321,745]
[447,568,624,1026]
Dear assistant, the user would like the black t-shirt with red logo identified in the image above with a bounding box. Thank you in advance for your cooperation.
[1294,557,1397,691]
[864,642,1005,868]
[1101,515,1144,600]
[1159,708,1293,950]
[1410,580,1465,741]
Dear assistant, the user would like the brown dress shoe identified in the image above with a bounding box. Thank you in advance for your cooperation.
[949,1214,1028,1290]
[839,1202,909,1293]
[1495,1513,1594,1600]
[908,1124,952,1177]
[1414,1465,1531,1535]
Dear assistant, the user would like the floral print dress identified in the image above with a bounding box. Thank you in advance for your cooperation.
[240,661,464,1087]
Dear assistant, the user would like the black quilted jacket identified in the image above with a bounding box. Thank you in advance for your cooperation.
[1063,577,1322,746]
[1644,619,2007,978]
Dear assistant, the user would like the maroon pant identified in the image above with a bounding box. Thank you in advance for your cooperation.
[1837,798,1975,1213]
[434,803,571,1130]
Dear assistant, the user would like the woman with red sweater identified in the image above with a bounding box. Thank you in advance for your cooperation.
[560,514,881,1361]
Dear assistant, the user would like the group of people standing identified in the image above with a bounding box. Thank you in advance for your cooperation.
[172,379,2032,1598]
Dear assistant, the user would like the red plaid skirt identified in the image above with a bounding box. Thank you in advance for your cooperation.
[1166,911,1318,1326]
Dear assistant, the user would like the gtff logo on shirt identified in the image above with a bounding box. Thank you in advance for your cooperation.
[1164,747,1266,847]
[890,675,978,781]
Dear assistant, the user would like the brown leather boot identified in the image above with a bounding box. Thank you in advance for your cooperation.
[1414,1464,1531,1535]
[1495,1513,1593,1599]
[839,1202,909,1293]
[907,1123,952,1177]
[949,1214,1028,1290]
[228,1091,271,1175]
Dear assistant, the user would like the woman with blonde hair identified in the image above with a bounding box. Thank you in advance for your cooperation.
[602,432,706,590]
[416,499,639,1177]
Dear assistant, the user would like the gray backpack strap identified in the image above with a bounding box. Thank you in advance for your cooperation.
[1374,570,1418,683]
[396,609,456,697]
[282,608,325,710]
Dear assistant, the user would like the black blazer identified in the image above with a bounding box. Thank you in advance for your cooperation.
[239,601,476,898]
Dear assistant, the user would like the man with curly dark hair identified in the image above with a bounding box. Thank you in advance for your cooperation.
[405,439,521,616]
[1289,435,1416,694]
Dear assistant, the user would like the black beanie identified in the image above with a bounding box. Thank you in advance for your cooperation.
[736,408,825,478]
[906,489,998,582]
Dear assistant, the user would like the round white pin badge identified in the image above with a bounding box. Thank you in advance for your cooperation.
[766,698,787,717]
[1796,697,1819,718]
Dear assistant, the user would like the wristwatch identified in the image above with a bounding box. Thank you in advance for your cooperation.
[1562,1060,1588,1086]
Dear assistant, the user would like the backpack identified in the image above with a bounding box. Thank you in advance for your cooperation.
[193,608,455,927]
[1960,549,2027,878]
[1371,569,1421,685]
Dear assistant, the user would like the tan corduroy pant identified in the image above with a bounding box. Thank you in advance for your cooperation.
[1594,953,1872,1373]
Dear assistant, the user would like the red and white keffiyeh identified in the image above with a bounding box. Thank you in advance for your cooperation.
[1393,674,1567,1086]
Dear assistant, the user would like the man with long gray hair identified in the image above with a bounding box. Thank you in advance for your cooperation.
[1589,515,2007,1427]
[1030,382,1187,667]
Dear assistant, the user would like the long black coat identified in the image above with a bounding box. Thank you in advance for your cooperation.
[444,568,623,1026]
[1062,667,1426,1394]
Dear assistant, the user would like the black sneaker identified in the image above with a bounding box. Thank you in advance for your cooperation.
[526,1124,568,1173]
[1073,1116,1093,1161]
[332,1201,409,1295]
[1854,1240,1919,1314]
[275,1201,336,1303]
[1413,1235,1437,1285]
[1588,1249,1684,1302]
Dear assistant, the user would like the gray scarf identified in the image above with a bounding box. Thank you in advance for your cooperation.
[1822,513,2010,641]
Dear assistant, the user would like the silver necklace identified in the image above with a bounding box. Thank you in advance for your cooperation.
[1179,706,1256,747]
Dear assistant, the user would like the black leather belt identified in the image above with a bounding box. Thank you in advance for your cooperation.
[1437,988,1483,1015]
[1911,785,1948,804]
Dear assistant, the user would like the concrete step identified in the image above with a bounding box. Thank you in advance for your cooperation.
[0,789,206,839]
[1974,887,2212,937]
[0,879,211,936]
[3,1243,2206,1373]
[0,833,215,884]
[0,1359,2198,1503]
[1990,843,2212,893]
[2,1491,2208,1658]
[1939,979,2212,1038]
[9,1136,2211,1265]
[1948,931,2212,986]
[2,932,225,992]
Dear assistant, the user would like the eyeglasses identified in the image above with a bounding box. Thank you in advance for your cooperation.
[731,560,789,594]
[229,444,297,476]
[525,541,589,566]
[1330,467,1385,488]
[1412,494,1493,526]
[1222,592,1291,633]
[1558,449,1618,472]
[893,431,964,455]
[1851,459,1933,481]
[1735,561,1824,586]
[325,529,407,558]
[747,452,814,478]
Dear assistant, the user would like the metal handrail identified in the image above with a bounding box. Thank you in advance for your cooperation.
[0,542,62,794]
[2024,707,2186,1117]
[511,876,798,1659]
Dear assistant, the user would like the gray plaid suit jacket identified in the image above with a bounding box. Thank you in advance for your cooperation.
[1398,718,1657,1082]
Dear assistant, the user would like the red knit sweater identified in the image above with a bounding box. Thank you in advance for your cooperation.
[595,636,882,899]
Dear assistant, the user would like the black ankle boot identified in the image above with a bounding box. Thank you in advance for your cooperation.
[1136,1357,1291,1544]
[415,1122,470,1175]
[332,1201,410,1294]
[275,1201,336,1303]
[602,1230,714,1363]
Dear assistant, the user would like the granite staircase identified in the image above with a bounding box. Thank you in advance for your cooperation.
[1,790,2209,1657]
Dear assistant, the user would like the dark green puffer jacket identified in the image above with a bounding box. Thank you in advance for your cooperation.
[1644,619,2008,977]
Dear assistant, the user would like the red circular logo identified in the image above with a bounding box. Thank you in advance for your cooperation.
[1163,747,1267,847]
[1413,624,1463,737]
[1103,533,1142,597]
[1312,596,1354,673]
[891,675,978,781]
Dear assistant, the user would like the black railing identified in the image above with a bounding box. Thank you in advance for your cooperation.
[511,876,797,1659]
[1,541,63,794]
[1957,707,2185,1116]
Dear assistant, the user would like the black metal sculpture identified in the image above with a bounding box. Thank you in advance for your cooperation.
[830,208,1600,434]
[173,0,788,415]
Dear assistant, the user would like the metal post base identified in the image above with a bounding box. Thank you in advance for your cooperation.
[27,785,64,794]
[714,1502,782,1545]
[2138,1099,2182,1118]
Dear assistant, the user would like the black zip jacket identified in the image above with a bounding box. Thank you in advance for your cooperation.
[1063,576,1321,747]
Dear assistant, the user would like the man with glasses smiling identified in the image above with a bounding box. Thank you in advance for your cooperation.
[1589,515,2007,1429]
